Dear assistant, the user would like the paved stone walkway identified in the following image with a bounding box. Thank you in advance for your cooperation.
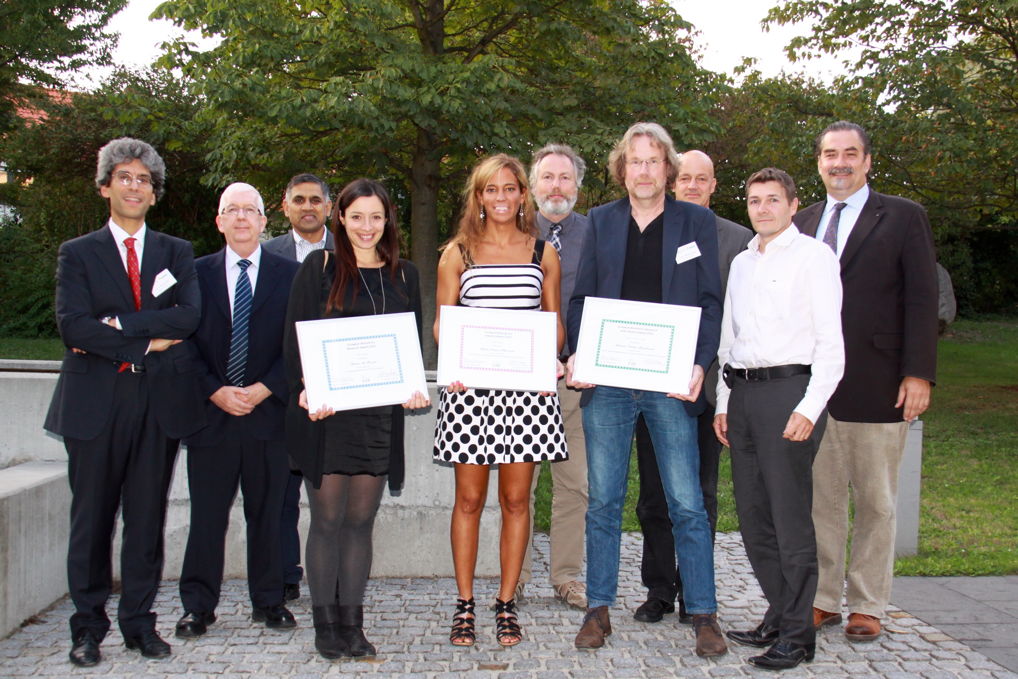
[3,532,1015,678]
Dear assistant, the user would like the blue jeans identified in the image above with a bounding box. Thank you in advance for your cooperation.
[583,386,717,613]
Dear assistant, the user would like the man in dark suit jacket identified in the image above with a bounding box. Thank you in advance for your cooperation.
[566,123,726,657]
[174,182,299,640]
[793,121,938,642]
[44,138,204,667]
[262,172,333,600]
[633,150,753,624]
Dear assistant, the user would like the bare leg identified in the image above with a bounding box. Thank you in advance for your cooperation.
[451,463,490,600]
[496,462,536,602]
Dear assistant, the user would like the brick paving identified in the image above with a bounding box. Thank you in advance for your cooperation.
[3,532,1016,678]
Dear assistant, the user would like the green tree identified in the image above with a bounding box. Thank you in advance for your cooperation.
[0,0,126,132]
[766,0,1018,312]
[154,0,719,361]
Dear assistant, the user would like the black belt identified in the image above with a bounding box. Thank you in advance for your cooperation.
[723,363,810,387]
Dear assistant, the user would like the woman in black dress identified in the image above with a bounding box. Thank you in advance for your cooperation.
[284,178,428,660]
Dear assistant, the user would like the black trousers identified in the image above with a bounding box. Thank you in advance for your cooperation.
[635,406,720,602]
[728,374,823,646]
[179,418,288,612]
[280,470,304,585]
[66,372,179,640]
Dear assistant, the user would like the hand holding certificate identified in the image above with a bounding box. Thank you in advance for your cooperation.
[436,305,558,392]
[295,312,428,412]
[570,297,701,396]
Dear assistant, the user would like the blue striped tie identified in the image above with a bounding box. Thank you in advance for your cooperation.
[226,259,252,387]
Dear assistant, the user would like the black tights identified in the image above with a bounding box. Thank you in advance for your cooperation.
[304,473,386,607]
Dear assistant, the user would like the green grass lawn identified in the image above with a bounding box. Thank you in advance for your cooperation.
[536,318,1018,576]
[5,320,1017,575]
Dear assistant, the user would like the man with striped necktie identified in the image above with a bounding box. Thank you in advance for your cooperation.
[174,182,299,640]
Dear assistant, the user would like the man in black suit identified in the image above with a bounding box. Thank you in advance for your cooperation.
[44,137,204,667]
[262,172,333,600]
[793,121,938,642]
[633,150,753,624]
[175,182,299,639]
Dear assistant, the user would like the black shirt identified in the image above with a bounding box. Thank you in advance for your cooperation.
[620,213,664,304]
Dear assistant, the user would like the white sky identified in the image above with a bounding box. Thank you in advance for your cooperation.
[94,0,843,85]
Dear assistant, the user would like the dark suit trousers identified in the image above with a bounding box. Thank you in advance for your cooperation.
[635,408,720,602]
[179,418,288,612]
[728,374,822,646]
[66,371,179,640]
[281,470,304,584]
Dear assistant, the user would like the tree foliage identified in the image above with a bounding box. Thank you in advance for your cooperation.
[0,0,126,132]
[154,0,719,360]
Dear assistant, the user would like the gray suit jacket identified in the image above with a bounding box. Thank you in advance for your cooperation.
[263,229,335,260]
[705,215,753,407]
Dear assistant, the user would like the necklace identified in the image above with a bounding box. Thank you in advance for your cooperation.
[358,266,386,315]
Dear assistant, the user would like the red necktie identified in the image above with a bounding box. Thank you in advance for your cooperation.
[118,237,142,373]
[125,237,142,310]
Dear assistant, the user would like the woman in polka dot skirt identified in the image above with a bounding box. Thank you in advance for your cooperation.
[434,154,569,648]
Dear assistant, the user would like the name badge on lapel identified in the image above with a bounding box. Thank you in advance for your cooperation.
[674,242,701,265]
[152,268,177,297]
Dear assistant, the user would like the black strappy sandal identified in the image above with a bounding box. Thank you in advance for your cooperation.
[450,597,475,646]
[494,598,522,647]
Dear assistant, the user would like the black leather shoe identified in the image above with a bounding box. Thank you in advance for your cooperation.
[69,631,101,667]
[727,622,781,648]
[252,604,297,629]
[124,629,171,659]
[748,640,816,670]
[633,597,675,623]
[175,611,216,639]
[677,598,693,624]
[283,582,300,601]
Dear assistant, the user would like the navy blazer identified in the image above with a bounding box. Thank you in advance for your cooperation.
[793,189,938,423]
[567,195,722,415]
[184,248,299,446]
[44,225,205,441]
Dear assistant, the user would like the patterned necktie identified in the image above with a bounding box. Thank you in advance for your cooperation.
[548,222,563,253]
[226,259,253,387]
[822,202,847,254]
[124,237,142,310]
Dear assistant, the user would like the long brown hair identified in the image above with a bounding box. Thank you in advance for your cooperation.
[443,154,536,256]
[326,178,402,313]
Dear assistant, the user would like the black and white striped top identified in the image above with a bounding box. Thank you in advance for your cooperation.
[458,240,545,311]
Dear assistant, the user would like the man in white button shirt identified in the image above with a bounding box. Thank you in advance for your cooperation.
[714,167,844,670]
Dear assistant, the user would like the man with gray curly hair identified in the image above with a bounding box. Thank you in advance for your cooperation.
[45,137,204,667]
[565,122,726,656]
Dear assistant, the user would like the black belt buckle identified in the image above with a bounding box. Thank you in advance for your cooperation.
[722,364,734,388]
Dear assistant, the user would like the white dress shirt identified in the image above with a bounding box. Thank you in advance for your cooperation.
[815,184,869,257]
[291,228,327,264]
[225,245,261,314]
[716,224,845,424]
[108,219,147,273]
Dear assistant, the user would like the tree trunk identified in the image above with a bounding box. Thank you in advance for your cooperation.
[410,127,441,369]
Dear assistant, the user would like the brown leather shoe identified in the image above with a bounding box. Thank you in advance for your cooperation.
[574,606,612,649]
[692,613,728,657]
[845,613,881,641]
[813,607,842,629]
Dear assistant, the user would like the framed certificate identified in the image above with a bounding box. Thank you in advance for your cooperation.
[295,312,427,412]
[436,305,558,392]
[571,297,701,395]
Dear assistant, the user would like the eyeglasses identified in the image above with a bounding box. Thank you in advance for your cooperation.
[627,158,663,170]
[221,205,263,217]
[113,171,153,187]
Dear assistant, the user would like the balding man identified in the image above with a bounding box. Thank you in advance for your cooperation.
[632,150,752,625]
[174,183,299,639]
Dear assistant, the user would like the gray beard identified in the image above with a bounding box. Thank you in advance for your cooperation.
[536,195,576,217]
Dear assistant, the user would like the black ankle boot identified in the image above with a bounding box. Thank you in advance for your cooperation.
[312,605,348,659]
[337,605,376,657]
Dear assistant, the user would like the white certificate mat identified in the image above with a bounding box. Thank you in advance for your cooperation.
[436,305,558,392]
[572,297,701,395]
[295,312,427,412]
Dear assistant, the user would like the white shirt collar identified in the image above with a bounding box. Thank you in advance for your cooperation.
[107,219,146,245]
[748,223,800,254]
[290,228,327,246]
[826,183,869,212]
[226,244,262,270]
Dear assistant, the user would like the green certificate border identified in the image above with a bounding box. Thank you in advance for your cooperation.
[594,319,674,374]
